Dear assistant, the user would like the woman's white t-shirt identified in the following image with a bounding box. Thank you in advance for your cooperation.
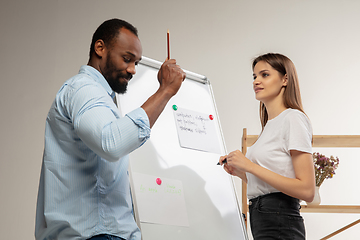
[245,108,312,199]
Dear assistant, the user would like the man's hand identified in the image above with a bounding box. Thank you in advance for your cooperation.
[157,59,186,97]
[141,59,186,128]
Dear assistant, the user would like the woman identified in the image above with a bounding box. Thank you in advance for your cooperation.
[219,53,315,239]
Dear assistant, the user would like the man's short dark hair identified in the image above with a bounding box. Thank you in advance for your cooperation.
[89,18,138,58]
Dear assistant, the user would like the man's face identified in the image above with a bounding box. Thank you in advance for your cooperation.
[101,28,142,94]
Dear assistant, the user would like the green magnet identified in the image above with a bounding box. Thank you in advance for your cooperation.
[172,105,178,111]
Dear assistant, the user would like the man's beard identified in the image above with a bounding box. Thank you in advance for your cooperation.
[103,54,132,94]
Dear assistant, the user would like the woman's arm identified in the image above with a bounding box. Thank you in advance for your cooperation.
[223,149,315,202]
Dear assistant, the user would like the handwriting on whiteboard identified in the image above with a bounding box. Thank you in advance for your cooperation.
[173,107,221,154]
[175,112,209,135]
[132,172,189,227]
[140,183,182,195]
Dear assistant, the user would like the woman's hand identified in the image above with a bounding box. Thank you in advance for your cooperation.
[220,150,315,202]
[219,150,249,182]
[226,150,254,174]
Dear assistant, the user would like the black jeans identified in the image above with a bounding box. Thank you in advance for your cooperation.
[249,192,305,240]
[87,234,125,240]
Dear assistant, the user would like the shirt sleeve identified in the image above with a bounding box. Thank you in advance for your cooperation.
[66,82,151,162]
[126,108,151,141]
[285,110,313,154]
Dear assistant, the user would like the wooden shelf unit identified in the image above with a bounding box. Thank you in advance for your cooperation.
[301,205,360,213]
[241,128,360,239]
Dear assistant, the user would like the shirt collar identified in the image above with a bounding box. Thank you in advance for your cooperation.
[79,65,114,98]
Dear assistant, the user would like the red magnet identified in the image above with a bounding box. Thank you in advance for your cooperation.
[156,178,162,185]
[209,115,214,120]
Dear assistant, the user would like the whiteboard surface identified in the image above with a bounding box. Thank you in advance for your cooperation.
[117,57,248,240]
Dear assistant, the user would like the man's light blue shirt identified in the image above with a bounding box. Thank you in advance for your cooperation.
[35,65,150,240]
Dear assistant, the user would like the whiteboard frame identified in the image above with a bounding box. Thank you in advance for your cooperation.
[117,56,248,240]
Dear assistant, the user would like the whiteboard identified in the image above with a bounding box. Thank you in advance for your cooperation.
[117,56,248,240]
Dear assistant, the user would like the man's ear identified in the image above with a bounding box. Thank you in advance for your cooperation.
[94,39,106,58]
[282,74,288,86]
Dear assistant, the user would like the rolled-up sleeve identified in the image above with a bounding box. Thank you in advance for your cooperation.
[69,82,151,162]
[98,108,151,162]
[126,108,151,141]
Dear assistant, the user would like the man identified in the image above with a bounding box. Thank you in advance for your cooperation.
[35,19,186,240]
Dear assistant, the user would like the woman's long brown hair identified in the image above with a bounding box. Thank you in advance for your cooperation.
[252,53,305,129]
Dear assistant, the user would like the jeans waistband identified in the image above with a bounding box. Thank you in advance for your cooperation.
[249,192,300,209]
[88,234,125,240]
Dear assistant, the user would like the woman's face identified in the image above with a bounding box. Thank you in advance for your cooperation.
[252,61,287,104]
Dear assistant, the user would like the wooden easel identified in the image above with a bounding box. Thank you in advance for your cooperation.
[241,128,360,239]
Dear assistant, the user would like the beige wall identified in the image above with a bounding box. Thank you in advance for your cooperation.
[1,0,359,239]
